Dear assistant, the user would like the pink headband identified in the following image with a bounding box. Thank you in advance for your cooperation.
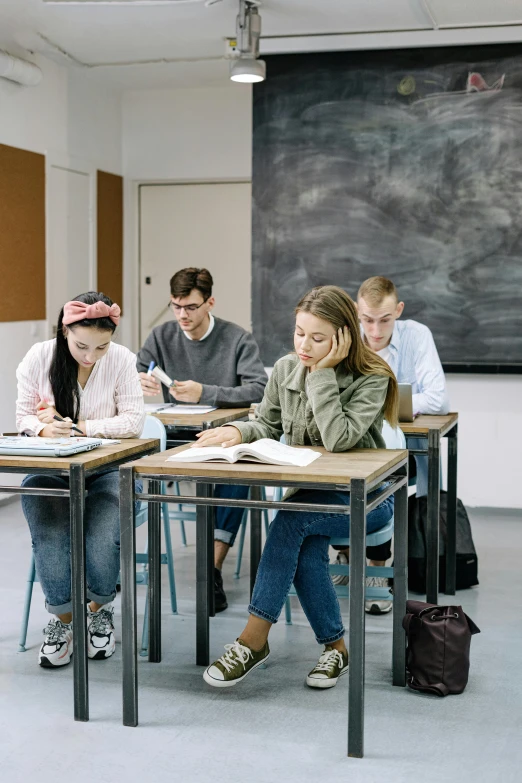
[62,300,121,326]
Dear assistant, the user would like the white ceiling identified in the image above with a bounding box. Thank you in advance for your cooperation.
[1,0,522,89]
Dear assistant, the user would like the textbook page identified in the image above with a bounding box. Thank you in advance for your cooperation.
[167,439,321,467]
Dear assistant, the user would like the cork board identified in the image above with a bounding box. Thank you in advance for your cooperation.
[0,144,45,322]
[97,170,123,309]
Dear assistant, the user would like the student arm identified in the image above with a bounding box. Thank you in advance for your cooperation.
[16,346,46,436]
[412,330,449,415]
[232,365,283,443]
[85,356,146,438]
[199,332,268,407]
[306,369,389,451]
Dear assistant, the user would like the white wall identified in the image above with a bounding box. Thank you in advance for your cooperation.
[121,83,252,349]
[122,82,520,509]
[0,54,122,436]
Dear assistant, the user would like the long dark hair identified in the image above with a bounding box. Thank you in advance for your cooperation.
[50,292,117,421]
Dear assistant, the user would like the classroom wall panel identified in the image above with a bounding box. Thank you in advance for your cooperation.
[97,170,123,308]
[0,144,45,322]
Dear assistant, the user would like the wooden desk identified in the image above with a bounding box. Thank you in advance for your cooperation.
[400,413,459,604]
[119,446,409,758]
[151,408,250,443]
[0,438,159,722]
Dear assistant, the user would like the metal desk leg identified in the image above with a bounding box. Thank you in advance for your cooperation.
[250,485,262,598]
[148,479,162,663]
[393,468,408,687]
[70,463,88,722]
[196,483,213,666]
[120,466,138,727]
[426,429,441,605]
[209,488,215,619]
[348,478,366,759]
[446,425,458,596]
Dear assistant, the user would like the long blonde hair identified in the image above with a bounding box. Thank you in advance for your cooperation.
[295,285,399,427]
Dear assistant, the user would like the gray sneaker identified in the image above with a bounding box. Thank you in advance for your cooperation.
[331,553,349,585]
[306,646,349,689]
[365,576,393,614]
[203,639,270,688]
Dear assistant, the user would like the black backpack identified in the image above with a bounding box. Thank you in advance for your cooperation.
[403,600,480,696]
[408,490,479,593]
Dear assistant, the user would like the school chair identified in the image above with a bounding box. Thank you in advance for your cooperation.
[283,421,407,624]
[233,492,271,579]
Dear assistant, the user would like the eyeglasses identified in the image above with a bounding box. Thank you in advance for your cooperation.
[168,299,208,314]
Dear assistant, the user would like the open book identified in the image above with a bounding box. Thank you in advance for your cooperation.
[167,438,321,467]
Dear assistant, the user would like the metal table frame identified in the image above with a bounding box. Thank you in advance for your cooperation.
[405,419,458,604]
[0,444,158,722]
[119,455,408,758]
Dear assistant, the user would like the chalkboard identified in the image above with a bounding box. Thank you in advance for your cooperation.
[252,47,522,372]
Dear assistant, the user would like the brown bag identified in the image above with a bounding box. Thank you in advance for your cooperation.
[402,600,480,696]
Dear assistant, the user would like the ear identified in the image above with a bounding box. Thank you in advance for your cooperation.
[207,296,215,310]
[396,301,405,318]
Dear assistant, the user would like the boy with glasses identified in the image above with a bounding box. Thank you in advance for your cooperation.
[137,268,268,611]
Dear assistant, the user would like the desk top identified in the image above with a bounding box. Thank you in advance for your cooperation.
[0,438,159,473]
[152,408,250,429]
[128,445,408,489]
[400,412,458,437]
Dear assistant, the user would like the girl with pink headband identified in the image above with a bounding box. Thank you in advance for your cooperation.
[16,291,144,670]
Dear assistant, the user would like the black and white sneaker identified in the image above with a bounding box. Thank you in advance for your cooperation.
[87,606,116,660]
[39,619,73,668]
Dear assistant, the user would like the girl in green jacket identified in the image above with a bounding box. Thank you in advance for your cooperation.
[194,285,399,690]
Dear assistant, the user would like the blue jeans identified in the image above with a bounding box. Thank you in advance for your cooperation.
[248,488,394,645]
[21,470,138,615]
[214,484,249,548]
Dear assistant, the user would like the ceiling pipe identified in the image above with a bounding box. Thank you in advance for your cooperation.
[0,51,42,86]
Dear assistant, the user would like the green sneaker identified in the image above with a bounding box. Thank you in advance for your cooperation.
[203,639,270,688]
[306,646,349,689]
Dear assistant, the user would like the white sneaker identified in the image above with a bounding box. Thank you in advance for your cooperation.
[39,619,73,668]
[365,576,393,614]
[331,553,349,585]
[87,606,116,660]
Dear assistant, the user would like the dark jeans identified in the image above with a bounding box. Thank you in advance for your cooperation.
[21,470,141,615]
[249,488,394,644]
[214,484,249,547]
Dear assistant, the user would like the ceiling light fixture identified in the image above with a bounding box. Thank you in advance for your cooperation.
[230,0,265,84]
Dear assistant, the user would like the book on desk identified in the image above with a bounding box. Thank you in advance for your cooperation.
[167,438,321,467]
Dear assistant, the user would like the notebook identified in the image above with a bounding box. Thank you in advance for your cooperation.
[0,437,104,458]
[167,438,321,467]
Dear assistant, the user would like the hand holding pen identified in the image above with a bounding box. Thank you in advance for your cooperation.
[37,400,84,438]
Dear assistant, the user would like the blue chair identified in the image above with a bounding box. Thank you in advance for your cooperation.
[283,421,407,624]
[18,416,180,654]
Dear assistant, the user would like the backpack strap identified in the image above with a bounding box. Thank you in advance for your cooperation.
[408,676,449,697]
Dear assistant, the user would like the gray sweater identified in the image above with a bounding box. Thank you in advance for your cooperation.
[136,317,268,407]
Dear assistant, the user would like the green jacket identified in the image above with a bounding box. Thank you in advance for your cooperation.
[234,353,389,451]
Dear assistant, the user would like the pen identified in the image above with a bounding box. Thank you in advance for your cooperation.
[53,415,84,435]
[147,361,155,375]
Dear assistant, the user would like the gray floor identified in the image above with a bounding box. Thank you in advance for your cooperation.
[1,499,521,783]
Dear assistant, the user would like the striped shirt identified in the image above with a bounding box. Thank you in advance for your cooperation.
[16,340,145,439]
[381,320,449,415]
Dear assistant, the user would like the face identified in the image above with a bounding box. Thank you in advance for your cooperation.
[65,326,112,368]
[294,311,337,367]
[357,295,404,351]
[170,289,215,333]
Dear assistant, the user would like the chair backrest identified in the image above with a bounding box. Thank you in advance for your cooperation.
[140,415,167,451]
[381,420,406,450]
